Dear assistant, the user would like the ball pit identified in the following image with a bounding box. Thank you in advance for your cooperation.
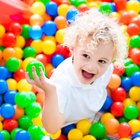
[0,0,140,140]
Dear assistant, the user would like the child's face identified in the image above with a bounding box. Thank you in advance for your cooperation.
[72,41,115,85]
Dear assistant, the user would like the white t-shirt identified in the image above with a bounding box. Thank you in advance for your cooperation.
[50,57,113,126]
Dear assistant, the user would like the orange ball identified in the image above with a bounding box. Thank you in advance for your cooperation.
[30,14,44,26]
[13,105,24,120]
[104,118,119,135]
[107,74,121,90]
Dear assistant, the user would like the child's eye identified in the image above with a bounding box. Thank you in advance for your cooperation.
[82,54,89,59]
[98,60,106,64]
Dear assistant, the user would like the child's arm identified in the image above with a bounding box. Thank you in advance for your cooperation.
[25,66,65,134]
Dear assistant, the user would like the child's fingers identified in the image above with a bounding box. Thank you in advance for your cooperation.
[39,67,46,80]
[25,72,34,84]
[32,66,39,81]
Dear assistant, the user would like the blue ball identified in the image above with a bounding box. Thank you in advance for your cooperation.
[0,103,15,119]
[0,95,3,106]
[6,71,13,79]
[29,25,43,40]
[121,76,133,92]
[100,96,112,111]
[0,79,8,94]
[66,8,79,24]
[46,2,58,17]
[15,130,31,140]
[0,66,8,79]
[51,54,65,68]
[132,132,140,140]
[0,133,4,140]
[110,3,116,12]
[4,90,17,105]
[62,124,76,136]
[42,21,57,36]
[131,71,140,86]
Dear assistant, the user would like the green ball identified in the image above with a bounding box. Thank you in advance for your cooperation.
[99,3,112,15]
[27,91,36,103]
[130,35,140,48]
[124,105,139,120]
[15,92,31,108]
[23,46,37,58]
[6,57,20,72]
[18,115,33,130]
[21,24,31,39]
[89,122,106,139]
[118,117,128,123]
[26,60,46,79]
[37,0,50,5]
[0,130,10,140]
[11,128,22,140]
[25,102,41,118]
[124,58,133,66]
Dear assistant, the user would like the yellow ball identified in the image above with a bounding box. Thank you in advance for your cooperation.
[87,2,99,8]
[119,138,131,140]
[76,119,91,135]
[49,130,61,139]
[15,36,26,48]
[100,112,114,124]
[82,135,96,140]
[0,121,3,130]
[126,0,140,13]
[129,86,140,102]
[43,36,56,42]
[128,119,140,134]
[0,24,5,37]
[123,98,136,107]
[17,79,32,92]
[55,29,65,44]
[0,116,4,121]
[31,40,43,54]
[6,78,17,90]
[42,40,56,55]
[14,47,23,59]
[58,4,70,17]
[32,116,43,126]
[68,128,83,140]
[31,2,46,15]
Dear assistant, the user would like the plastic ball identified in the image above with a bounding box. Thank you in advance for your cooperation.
[31,40,43,54]
[130,48,140,65]
[110,102,124,117]
[17,79,32,92]
[36,54,50,66]
[26,60,46,79]
[68,128,83,140]
[30,14,44,26]
[0,121,3,130]
[13,105,24,120]
[0,130,10,140]
[18,115,33,130]
[99,2,112,14]
[32,116,43,126]
[124,105,139,120]
[127,23,140,36]
[15,91,31,108]
[6,78,17,91]
[130,16,140,28]
[107,74,121,89]
[47,129,61,139]
[14,47,23,59]
[118,117,128,123]
[21,24,31,40]
[129,86,140,102]
[0,79,8,94]
[130,35,140,48]
[113,62,125,76]
[100,112,114,124]
[123,98,136,107]
[62,124,76,136]
[46,2,58,17]
[121,76,133,92]
[104,118,119,135]
[0,24,5,37]
[57,4,70,17]
[55,29,65,44]
[51,54,65,68]
[23,46,37,58]
[4,90,17,105]
[0,66,8,80]
[25,102,41,118]
[2,33,16,47]
[82,135,96,140]
[42,40,56,55]
[114,0,127,11]
[0,133,4,140]
[15,130,31,140]
[56,134,67,140]
[0,95,3,106]
[31,1,46,15]
[42,21,57,36]
[8,22,22,36]
[6,57,20,72]
[78,4,89,12]
[100,96,112,111]
[15,36,26,48]
[76,119,91,135]
[111,87,127,102]
[66,8,79,24]
[89,122,106,139]
[13,68,25,82]
[11,128,22,140]
[118,122,132,138]
[3,118,18,132]
[128,119,140,134]
[132,132,140,140]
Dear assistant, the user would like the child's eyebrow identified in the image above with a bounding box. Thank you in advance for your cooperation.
[100,57,109,61]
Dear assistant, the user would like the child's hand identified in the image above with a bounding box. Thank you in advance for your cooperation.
[25,66,55,94]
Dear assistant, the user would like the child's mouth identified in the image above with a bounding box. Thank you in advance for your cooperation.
[82,70,95,79]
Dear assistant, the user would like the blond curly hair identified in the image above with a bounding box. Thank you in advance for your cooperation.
[64,8,128,64]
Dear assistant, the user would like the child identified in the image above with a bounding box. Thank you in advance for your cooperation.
[26,9,128,134]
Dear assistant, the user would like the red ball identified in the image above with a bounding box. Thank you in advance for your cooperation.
[3,118,18,132]
[130,16,140,28]
[113,62,125,76]
[78,4,89,12]
[36,54,50,66]
[114,0,126,11]
[2,33,16,47]
[56,134,67,140]
[118,122,132,138]
[110,102,124,117]
[130,48,140,65]
[127,23,140,36]
[111,87,127,102]
[8,22,22,36]
[13,68,26,82]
